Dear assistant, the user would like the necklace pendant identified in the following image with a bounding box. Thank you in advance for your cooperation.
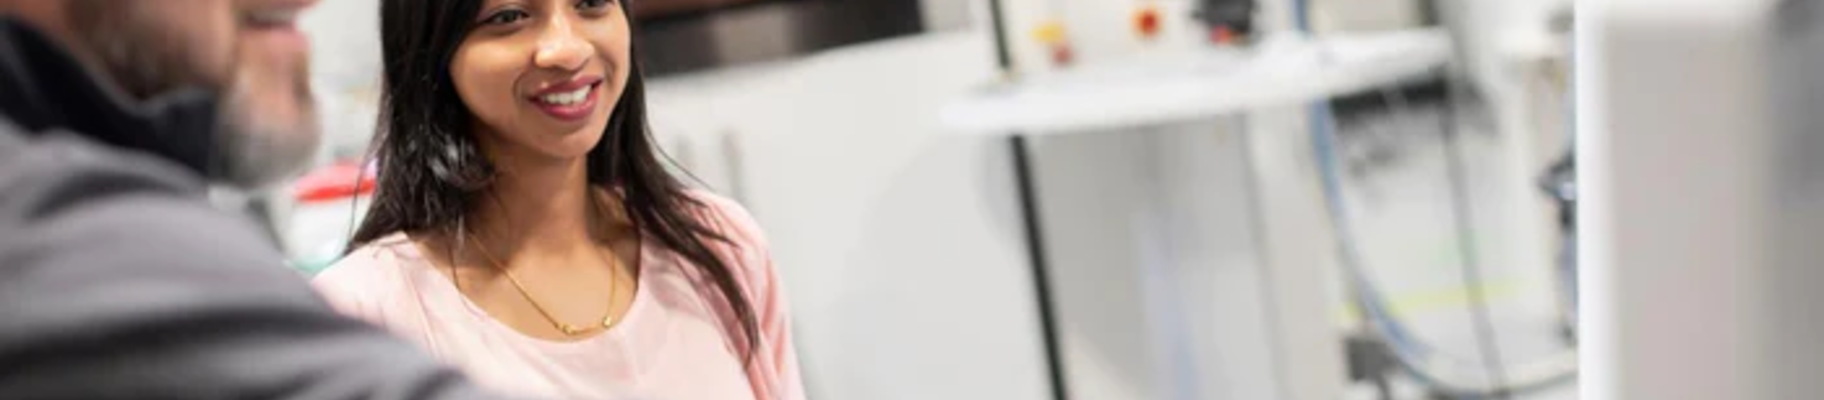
[560,324,584,336]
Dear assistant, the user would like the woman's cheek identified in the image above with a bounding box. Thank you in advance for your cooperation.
[452,43,527,128]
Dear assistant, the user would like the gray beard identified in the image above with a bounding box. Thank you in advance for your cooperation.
[65,0,321,190]
[212,82,322,190]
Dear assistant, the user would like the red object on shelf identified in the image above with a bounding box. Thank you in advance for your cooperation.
[293,160,376,204]
[1050,44,1074,67]
[1135,6,1161,39]
[1209,25,1236,44]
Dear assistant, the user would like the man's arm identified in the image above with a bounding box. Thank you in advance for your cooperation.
[0,131,519,400]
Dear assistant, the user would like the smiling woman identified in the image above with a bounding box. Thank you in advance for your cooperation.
[307,0,805,399]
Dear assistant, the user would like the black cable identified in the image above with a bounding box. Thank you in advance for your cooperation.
[1436,76,1512,399]
[983,1,1070,399]
[1008,135,1071,400]
[986,0,1014,71]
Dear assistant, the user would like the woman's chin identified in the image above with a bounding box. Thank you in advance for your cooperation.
[542,136,608,161]
[522,123,608,152]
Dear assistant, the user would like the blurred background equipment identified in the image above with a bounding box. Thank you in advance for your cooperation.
[271,0,1577,399]
[1193,0,1257,41]
[1588,0,1824,399]
[630,0,935,76]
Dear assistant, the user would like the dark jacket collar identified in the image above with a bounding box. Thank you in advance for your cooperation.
[0,16,221,177]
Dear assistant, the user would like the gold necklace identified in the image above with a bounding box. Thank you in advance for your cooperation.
[466,231,620,337]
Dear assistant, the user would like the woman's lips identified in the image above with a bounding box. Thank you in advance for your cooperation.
[528,79,602,122]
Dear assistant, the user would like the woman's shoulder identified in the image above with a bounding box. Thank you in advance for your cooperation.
[316,232,420,280]
[685,190,763,240]
[680,189,774,280]
[310,233,421,315]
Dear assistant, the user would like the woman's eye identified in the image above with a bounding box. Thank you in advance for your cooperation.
[480,9,530,26]
[577,0,614,11]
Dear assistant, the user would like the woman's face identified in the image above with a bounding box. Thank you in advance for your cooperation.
[451,0,631,163]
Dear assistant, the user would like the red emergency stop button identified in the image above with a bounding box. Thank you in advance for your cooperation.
[1135,4,1161,40]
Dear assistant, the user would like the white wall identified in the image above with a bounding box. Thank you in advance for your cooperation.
[1311,0,1427,33]
[299,0,383,159]
[647,31,1056,400]
[1026,118,1309,400]
[920,0,975,31]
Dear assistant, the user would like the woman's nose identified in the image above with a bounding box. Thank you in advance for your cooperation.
[533,16,590,71]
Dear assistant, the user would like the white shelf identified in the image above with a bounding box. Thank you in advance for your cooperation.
[940,29,1454,135]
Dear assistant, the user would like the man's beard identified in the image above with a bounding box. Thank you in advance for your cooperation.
[66,0,318,188]
[213,74,321,190]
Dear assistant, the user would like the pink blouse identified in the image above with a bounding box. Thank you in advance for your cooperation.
[312,193,804,400]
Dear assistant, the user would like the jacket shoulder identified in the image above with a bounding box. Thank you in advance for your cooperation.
[0,119,207,232]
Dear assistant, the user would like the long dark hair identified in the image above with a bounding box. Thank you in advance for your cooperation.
[352,0,758,363]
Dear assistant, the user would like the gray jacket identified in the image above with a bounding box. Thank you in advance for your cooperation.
[0,16,516,400]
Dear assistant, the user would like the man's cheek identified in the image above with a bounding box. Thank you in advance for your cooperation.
[154,4,240,88]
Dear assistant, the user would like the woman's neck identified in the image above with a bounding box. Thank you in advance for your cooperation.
[468,151,604,259]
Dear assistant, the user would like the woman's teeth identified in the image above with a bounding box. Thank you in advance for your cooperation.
[539,86,591,105]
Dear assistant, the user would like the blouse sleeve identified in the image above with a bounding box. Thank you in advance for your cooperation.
[310,245,393,324]
[697,192,807,400]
